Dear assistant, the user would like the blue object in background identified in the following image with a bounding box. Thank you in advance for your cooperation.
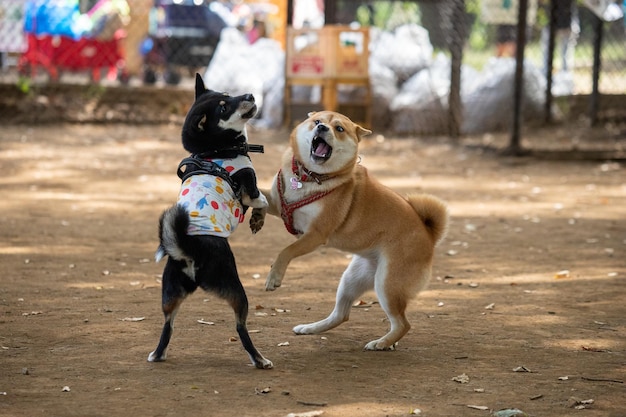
[23,0,83,39]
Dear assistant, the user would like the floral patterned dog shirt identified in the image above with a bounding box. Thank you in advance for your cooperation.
[177,156,253,237]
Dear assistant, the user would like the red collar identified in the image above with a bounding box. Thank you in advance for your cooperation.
[291,156,335,185]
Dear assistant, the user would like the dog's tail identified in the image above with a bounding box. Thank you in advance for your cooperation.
[155,204,191,262]
[407,194,449,246]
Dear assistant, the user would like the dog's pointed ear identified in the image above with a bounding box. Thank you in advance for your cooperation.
[197,115,206,131]
[195,73,206,99]
[356,125,372,142]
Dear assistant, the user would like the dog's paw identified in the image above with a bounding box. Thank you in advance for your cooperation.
[147,350,166,362]
[363,340,397,351]
[293,323,318,335]
[265,270,282,291]
[254,193,269,208]
[242,193,268,209]
[249,208,266,234]
[254,357,274,369]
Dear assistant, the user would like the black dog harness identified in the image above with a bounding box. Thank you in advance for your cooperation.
[176,142,264,198]
[194,142,265,159]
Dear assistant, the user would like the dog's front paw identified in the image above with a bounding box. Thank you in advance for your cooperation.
[249,208,266,234]
[265,270,283,291]
[242,193,268,209]
[253,193,269,208]
[363,339,397,351]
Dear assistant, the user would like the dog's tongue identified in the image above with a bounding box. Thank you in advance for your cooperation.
[313,140,331,157]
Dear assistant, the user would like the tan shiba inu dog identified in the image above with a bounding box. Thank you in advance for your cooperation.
[251,111,448,350]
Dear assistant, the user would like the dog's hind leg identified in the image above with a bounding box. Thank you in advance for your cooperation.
[199,247,273,369]
[228,288,273,369]
[363,256,418,351]
[148,258,196,362]
[293,254,376,335]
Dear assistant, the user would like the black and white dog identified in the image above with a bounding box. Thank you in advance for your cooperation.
[148,74,272,369]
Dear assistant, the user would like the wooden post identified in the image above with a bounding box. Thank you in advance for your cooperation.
[589,13,603,126]
[505,0,529,156]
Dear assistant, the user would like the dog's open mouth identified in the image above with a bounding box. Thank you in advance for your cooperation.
[310,135,332,163]
[241,104,257,119]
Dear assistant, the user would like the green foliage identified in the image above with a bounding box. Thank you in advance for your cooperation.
[469,19,489,50]
[84,84,105,99]
[466,0,481,15]
[17,77,31,94]
[356,1,420,30]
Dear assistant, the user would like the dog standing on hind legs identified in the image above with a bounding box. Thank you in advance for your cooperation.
[250,111,449,351]
[148,73,272,369]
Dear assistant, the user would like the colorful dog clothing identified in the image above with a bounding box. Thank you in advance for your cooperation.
[177,156,253,237]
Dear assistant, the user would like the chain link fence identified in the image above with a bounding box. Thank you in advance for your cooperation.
[0,0,624,134]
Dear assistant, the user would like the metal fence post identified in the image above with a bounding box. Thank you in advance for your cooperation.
[448,0,465,139]
[545,0,557,124]
[506,0,529,155]
[589,12,603,127]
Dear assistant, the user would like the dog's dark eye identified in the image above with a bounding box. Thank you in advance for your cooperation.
[220,105,228,114]
[335,125,344,132]
[314,120,320,125]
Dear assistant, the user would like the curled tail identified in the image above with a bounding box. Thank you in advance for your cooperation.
[155,204,191,262]
[407,194,449,246]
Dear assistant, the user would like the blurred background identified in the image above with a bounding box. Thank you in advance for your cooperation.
[0,0,624,136]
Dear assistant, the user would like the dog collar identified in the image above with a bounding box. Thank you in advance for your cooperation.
[290,157,335,187]
[277,168,334,235]
[197,142,264,159]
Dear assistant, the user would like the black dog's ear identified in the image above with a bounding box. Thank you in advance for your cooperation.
[197,114,207,131]
[195,73,206,99]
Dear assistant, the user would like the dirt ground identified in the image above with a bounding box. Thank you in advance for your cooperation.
[0,122,624,417]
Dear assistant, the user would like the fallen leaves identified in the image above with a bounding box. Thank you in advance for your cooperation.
[253,306,290,317]
[554,270,570,279]
[285,411,324,417]
[451,373,470,384]
[120,317,145,322]
[466,405,488,410]
[352,300,378,308]
[492,409,528,417]
[568,397,595,410]
[296,400,328,407]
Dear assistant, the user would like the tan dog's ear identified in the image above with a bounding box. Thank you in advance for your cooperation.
[307,111,318,118]
[356,125,372,142]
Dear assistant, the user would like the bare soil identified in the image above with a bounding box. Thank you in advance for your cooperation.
[0,123,624,417]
